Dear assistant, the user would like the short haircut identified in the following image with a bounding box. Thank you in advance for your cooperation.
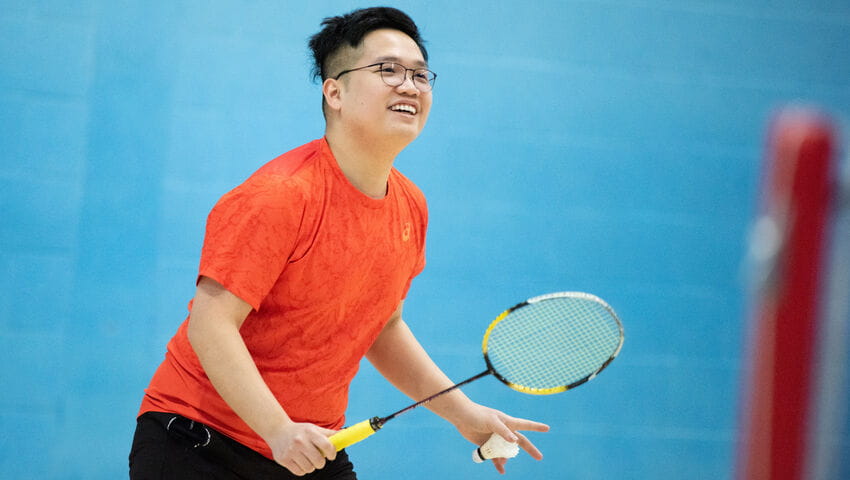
[308,7,429,83]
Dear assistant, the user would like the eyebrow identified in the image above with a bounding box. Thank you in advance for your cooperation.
[373,56,428,68]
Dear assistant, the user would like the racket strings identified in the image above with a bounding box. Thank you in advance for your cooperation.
[485,295,622,391]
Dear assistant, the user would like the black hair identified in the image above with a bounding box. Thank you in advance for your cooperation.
[308,6,428,82]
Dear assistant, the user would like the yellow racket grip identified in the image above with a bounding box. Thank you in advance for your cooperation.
[329,417,381,451]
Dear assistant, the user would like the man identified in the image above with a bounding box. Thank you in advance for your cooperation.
[129,7,548,479]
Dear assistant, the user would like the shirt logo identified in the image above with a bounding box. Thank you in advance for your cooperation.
[402,222,411,242]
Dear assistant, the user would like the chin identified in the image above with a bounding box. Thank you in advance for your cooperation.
[388,125,423,144]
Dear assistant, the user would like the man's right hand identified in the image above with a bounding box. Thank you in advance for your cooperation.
[266,421,338,476]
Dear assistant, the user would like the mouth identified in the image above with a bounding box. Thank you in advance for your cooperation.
[389,103,418,116]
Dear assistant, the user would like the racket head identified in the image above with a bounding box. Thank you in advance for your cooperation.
[482,292,624,395]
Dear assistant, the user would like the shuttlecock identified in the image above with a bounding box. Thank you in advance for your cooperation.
[472,433,520,463]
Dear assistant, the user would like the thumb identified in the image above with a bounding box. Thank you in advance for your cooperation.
[314,427,339,460]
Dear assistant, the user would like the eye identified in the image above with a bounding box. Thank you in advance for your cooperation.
[379,64,402,74]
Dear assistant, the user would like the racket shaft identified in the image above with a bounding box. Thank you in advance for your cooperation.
[329,418,379,451]
[328,370,491,451]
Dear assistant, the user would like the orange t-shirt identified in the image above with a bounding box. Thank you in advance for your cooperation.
[139,138,427,458]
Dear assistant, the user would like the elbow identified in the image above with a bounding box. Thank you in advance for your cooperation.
[186,311,204,351]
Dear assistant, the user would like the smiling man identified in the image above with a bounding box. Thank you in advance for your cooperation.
[129,7,548,479]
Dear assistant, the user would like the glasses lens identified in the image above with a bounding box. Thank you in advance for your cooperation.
[412,70,434,90]
[381,64,406,86]
[381,63,434,91]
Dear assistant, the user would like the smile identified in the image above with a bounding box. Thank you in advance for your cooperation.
[390,104,417,115]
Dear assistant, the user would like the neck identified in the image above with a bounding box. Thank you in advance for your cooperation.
[325,126,407,199]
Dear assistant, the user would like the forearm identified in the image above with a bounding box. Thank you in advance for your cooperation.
[188,315,290,440]
[366,314,476,424]
[186,278,290,442]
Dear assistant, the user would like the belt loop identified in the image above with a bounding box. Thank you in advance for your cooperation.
[198,426,211,448]
[166,415,212,448]
[166,416,178,432]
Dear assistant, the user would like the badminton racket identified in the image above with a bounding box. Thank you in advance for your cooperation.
[328,291,624,460]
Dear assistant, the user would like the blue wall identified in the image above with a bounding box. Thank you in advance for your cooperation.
[2,1,848,478]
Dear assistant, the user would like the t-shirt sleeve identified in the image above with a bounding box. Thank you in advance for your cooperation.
[198,176,305,311]
[401,247,425,299]
[401,187,428,299]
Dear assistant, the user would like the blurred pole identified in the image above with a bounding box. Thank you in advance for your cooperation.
[737,107,842,480]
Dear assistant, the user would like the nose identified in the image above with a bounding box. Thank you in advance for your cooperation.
[396,70,420,94]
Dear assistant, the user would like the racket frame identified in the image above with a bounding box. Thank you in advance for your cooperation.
[482,291,624,395]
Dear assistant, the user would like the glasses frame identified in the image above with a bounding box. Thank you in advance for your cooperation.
[333,62,437,92]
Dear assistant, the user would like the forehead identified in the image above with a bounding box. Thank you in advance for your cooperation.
[356,29,428,68]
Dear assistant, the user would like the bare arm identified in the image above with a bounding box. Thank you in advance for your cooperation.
[366,302,549,474]
[187,276,336,475]
[366,302,473,420]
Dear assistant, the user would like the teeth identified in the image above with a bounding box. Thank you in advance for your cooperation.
[391,104,417,114]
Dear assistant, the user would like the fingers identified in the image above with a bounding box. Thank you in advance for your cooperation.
[286,451,324,476]
[500,416,547,462]
[503,415,550,434]
[273,424,339,476]
[514,431,543,461]
[488,420,519,443]
[281,445,327,476]
[318,428,338,461]
[485,428,543,462]
[487,413,548,470]
[485,432,542,475]
[492,457,508,475]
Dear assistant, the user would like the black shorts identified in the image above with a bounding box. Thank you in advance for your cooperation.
[129,412,357,479]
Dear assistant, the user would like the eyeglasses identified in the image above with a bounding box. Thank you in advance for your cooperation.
[334,62,437,92]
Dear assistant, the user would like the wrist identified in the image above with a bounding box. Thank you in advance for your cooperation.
[430,392,478,426]
[257,411,294,443]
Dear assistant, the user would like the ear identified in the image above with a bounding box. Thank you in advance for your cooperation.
[322,78,343,113]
